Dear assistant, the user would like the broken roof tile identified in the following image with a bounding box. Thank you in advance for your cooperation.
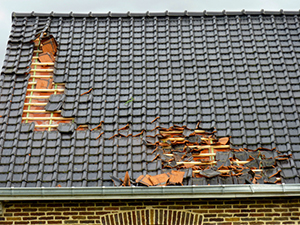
[244,159,260,169]
[122,171,131,187]
[261,158,276,168]
[199,169,221,178]
[149,173,169,186]
[216,152,232,161]
[136,174,153,187]
[110,175,123,186]
[168,170,185,185]
[39,52,55,63]
[233,151,249,161]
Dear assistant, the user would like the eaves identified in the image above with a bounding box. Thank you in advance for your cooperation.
[0,184,299,201]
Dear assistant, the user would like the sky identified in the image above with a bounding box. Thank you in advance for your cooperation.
[1,0,300,68]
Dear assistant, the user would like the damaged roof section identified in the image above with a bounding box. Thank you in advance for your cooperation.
[21,34,72,131]
[1,11,300,187]
[112,125,296,186]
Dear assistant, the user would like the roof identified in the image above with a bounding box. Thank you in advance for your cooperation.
[1,11,300,189]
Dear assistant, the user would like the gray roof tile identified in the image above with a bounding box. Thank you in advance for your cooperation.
[1,11,300,187]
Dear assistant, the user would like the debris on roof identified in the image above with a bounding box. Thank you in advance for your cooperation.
[40,35,57,56]
[134,170,185,187]
[38,52,55,63]
[110,171,133,187]
[147,125,292,185]
[136,174,153,187]
[112,125,293,186]
[123,171,131,186]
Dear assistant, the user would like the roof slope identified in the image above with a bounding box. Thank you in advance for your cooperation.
[1,11,300,187]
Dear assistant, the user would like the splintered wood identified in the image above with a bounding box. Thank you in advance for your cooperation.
[22,34,71,131]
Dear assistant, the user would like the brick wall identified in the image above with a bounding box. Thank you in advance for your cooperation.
[0,197,299,225]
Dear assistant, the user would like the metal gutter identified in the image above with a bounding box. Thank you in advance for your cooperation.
[0,184,299,200]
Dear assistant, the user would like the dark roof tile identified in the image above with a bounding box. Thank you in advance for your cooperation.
[1,11,300,187]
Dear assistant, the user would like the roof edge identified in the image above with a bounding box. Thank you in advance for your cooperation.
[11,10,300,19]
[0,184,299,200]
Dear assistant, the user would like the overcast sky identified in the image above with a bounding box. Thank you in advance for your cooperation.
[1,0,300,68]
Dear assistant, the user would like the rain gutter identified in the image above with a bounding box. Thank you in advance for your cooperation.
[0,184,299,200]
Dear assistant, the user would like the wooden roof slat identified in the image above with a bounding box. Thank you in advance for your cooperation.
[22,117,73,120]
[27,89,64,92]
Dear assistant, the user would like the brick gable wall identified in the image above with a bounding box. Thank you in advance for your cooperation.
[0,197,299,224]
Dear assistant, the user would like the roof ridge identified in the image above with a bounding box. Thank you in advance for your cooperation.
[11,9,300,18]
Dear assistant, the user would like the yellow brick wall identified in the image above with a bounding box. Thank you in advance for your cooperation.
[1,197,300,224]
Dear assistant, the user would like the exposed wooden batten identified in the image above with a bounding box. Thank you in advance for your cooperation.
[30,75,53,78]
[189,145,230,149]
[194,130,206,133]
[23,110,61,113]
[161,137,185,142]
[77,125,89,128]
[22,117,73,121]
[28,82,65,85]
[165,153,217,157]
[25,96,50,99]
[31,69,54,72]
[175,160,250,166]
[233,161,249,165]
[27,89,64,92]
[32,56,56,59]
[193,169,263,173]
[177,161,217,165]
[24,103,47,106]
[34,124,59,128]
[160,131,183,134]
[31,62,54,66]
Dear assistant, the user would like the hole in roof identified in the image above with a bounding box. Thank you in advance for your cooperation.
[22,34,74,131]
